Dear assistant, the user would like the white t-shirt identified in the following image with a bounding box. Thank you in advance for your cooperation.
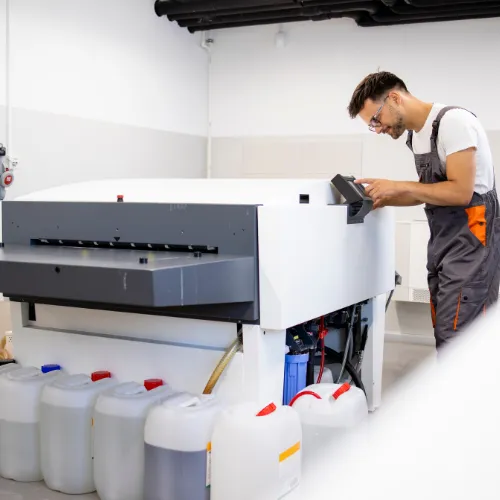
[410,103,494,194]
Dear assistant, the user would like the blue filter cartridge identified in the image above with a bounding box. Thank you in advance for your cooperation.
[283,353,309,405]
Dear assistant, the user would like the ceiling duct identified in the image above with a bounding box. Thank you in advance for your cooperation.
[154,0,500,32]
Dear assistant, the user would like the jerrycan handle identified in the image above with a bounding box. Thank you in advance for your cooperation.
[288,391,322,407]
[179,396,202,408]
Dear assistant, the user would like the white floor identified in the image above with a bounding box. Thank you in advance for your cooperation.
[0,339,435,500]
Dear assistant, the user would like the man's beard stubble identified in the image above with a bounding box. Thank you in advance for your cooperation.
[389,113,406,140]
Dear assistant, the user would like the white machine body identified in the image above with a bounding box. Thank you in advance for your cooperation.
[1,178,394,411]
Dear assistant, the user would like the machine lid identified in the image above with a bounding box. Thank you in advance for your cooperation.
[0,245,256,309]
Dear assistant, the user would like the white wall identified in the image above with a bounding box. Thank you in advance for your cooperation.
[0,0,209,197]
[208,16,500,341]
[210,18,500,137]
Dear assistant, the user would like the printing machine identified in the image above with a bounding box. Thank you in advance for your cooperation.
[0,177,395,411]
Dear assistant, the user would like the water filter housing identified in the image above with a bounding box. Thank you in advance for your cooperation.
[93,380,175,500]
[283,353,308,405]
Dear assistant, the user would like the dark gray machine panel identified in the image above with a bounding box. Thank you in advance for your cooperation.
[0,201,260,323]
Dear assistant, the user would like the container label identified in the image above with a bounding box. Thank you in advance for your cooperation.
[278,441,301,497]
[279,441,300,463]
[206,442,212,488]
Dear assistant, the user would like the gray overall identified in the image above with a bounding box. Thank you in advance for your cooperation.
[406,106,500,348]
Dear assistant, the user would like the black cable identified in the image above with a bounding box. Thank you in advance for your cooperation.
[386,289,395,311]
[322,347,366,397]
[306,346,316,386]
[337,304,356,383]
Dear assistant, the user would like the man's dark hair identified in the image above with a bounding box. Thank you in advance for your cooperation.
[347,71,409,119]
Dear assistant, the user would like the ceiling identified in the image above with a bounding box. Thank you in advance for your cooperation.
[154,0,500,33]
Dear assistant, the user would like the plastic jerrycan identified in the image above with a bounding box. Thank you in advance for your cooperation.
[0,362,22,474]
[211,401,302,500]
[39,370,117,495]
[0,364,63,482]
[289,383,368,465]
[94,379,176,500]
[144,392,222,500]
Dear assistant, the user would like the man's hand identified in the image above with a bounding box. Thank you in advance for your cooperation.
[355,148,476,208]
[354,178,421,208]
[355,179,405,204]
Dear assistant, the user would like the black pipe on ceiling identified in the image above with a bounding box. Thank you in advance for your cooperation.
[176,2,380,27]
[372,4,500,23]
[168,0,379,21]
[155,0,500,31]
[358,10,500,26]
[391,1,500,16]
[405,0,500,6]
[184,11,364,32]
[155,0,294,17]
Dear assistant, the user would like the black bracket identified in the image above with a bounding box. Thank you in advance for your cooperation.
[330,174,373,224]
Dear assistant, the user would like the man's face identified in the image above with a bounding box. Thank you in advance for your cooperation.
[359,93,407,140]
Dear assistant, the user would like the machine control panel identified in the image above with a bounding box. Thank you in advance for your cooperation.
[330,174,374,224]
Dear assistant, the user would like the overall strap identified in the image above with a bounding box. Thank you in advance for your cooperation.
[431,106,477,145]
[406,130,414,152]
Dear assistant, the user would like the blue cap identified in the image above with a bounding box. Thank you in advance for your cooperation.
[41,364,62,374]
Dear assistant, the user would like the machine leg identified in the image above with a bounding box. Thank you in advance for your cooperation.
[362,294,386,412]
[242,325,286,407]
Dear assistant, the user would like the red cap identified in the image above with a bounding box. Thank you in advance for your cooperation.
[91,371,111,382]
[333,383,351,400]
[144,379,164,391]
[256,402,277,417]
[117,195,123,199]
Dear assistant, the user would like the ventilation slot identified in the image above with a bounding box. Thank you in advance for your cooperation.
[412,288,430,303]
[31,239,218,254]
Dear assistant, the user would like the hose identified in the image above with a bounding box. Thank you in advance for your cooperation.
[324,347,366,397]
[336,305,356,384]
[202,336,242,395]
[316,316,327,384]
[355,324,369,373]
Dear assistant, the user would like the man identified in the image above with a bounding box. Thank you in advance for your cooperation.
[347,71,500,349]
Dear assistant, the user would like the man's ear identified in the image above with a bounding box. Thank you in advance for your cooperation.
[388,91,402,106]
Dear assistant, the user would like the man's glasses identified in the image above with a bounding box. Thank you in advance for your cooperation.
[368,95,389,132]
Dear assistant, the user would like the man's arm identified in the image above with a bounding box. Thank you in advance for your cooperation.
[357,110,479,208]
[401,148,476,206]
[375,193,422,207]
